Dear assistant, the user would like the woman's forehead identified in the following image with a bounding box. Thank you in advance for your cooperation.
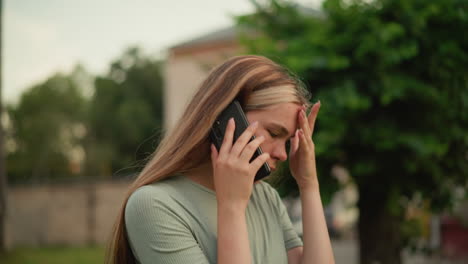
[249,102,301,132]
[265,102,302,112]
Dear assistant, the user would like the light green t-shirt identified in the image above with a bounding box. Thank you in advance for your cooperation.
[125,175,303,264]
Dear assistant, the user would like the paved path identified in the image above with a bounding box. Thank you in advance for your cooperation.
[332,239,358,264]
[331,239,465,264]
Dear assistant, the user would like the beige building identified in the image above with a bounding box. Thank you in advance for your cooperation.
[164,26,245,129]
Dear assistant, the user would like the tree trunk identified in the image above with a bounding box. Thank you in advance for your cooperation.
[358,185,403,264]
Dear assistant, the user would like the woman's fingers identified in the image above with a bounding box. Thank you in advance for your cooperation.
[297,110,312,153]
[250,153,270,173]
[297,128,310,153]
[210,144,219,167]
[238,135,265,162]
[298,101,320,141]
[299,109,311,137]
[308,101,320,134]
[289,129,300,156]
[218,118,235,157]
[230,121,258,157]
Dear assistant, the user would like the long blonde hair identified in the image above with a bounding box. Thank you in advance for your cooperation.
[106,55,310,264]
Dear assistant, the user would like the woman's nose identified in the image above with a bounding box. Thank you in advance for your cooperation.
[271,143,288,161]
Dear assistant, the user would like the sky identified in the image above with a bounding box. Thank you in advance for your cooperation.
[4,0,321,104]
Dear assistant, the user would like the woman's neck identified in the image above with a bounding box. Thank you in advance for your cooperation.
[185,161,215,191]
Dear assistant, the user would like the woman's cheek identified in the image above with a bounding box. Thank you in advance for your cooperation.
[259,135,272,150]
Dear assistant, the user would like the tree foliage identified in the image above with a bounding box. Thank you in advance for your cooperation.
[6,67,88,183]
[240,0,468,213]
[238,0,468,262]
[85,47,164,178]
[6,47,165,182]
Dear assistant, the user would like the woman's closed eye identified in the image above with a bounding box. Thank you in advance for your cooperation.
[268,129,292,152]
[268,130,280,138]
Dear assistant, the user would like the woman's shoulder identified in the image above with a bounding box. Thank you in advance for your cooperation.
[126,176,182,211]
[127,184,165,204]
[124,177,195,248]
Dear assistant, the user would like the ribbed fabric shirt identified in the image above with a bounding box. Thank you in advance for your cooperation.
[125,175,303,264]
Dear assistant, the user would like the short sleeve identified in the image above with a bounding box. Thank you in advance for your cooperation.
[264,183,303,250]
[125,186,210,264]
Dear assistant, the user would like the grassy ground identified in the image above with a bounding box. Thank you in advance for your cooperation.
[0,246,104,264]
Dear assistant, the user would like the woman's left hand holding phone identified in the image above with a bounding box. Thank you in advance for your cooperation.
[211,118,270,264]
[210,118,270,210]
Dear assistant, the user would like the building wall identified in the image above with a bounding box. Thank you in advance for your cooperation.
[164,41,242,130]
[5,181,130,248]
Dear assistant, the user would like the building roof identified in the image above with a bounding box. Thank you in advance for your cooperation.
[170,5,323,51]
[171,26,240,50]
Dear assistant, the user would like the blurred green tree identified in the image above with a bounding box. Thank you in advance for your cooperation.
[6,66,88,183]
[85,47,164,178]
[238,0,468,263]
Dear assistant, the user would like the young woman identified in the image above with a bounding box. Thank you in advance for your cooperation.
[106,55,335,264]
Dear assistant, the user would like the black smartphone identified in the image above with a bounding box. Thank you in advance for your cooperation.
[209,100,271,181]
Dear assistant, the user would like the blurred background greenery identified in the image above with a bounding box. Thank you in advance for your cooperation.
[1,0,467,264]
[6,47,164,183]
[239,1,468,263]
